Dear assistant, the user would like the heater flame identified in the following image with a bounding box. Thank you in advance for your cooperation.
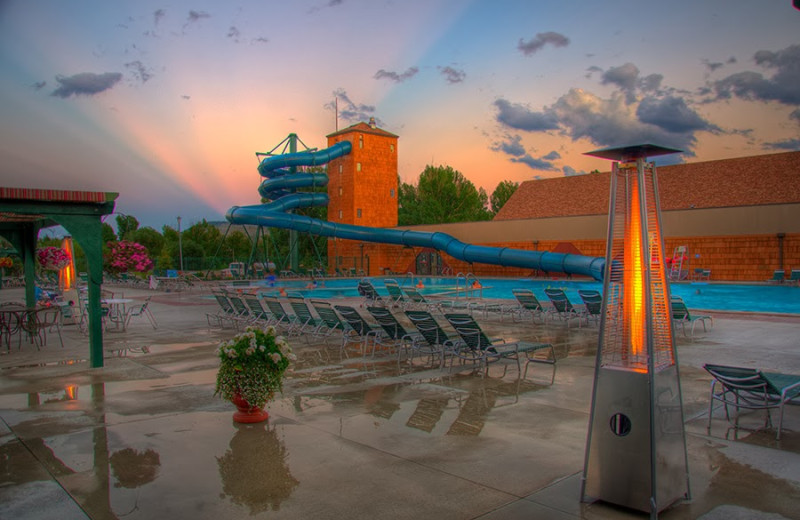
[624,177,645,360]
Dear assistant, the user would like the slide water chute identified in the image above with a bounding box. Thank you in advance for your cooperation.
[226,141,606,280]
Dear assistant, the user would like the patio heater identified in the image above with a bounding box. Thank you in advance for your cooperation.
[581,144,690,517]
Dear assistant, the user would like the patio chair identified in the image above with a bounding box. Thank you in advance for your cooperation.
[23,307,64,349]
[770,270,786,283]
[443,313,555,377]
[309,300,346,340]
[670,297,713,337]
[577,289,603,328]
[241,293,272,324]
[544,288,581,326]
[384,279,410,309]
[334,304,384,356]
[357,279,387,307]
[510,289,546,323]
[365,306,421,359]
[404,310,460,367]
[287,293,327,337]
[123,296,158,330]
[227,293,258,328]
[402,286,439,312]
[207,291,243,329]
[262,295,300,334]
[704,363,800,440]
[790,269,800,285]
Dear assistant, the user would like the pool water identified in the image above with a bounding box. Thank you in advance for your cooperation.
[250,276,800,315]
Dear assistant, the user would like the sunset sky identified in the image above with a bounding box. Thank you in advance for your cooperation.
[1,0,798,231]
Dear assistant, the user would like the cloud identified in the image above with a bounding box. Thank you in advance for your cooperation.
[187,10,210,24]
[636,96,718,133]
[374,67,419,83]
[790,108,800,124]
[153,9,165,26]
[32,81,46,90]
[327,88,378,124]
[517,31,569,56]
[764,138,800,150]
[563,166,584,176]
[543,150,561,161]
[253,36,269,44]
[491,134,526,157]
[227,26,241,41]
[639,73,663,93]
[511,153,559,171]
[438,66,466,84]
[125,61,153,83]
[51,72,122,98]
[494,99,559,131]
[713,44,800,105]
[601,63,639,102]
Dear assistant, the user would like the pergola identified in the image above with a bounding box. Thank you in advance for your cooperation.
[0,187,117,367]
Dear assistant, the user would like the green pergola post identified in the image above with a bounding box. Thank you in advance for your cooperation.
[56,215,107,368]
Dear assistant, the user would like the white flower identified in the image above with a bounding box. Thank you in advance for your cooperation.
[266,325,277,336]
[270,352,282,363]
[259,345,266,352]
[288,353,297,361]
[246,346,255,356]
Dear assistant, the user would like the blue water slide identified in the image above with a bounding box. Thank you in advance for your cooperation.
[226,141,606,280]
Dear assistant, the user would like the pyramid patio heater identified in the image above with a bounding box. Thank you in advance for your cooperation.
[581,144,690,518]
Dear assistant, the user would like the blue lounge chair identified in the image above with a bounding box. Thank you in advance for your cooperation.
[577,289,602,328]
[770,270,786,283]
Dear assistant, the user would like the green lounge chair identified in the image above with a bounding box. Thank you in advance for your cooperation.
[670,297,713,337]
[404,310,459,367]
[577,289,602,328]
[510,288,545,323]
[402,286,439,312]
[366,306,421,359]
[544,288,581,326]
[704,363,800,440]
[443,313,555,377]
[770,270,786,283]
[790,269,800,285]
[383,279,410,309]
[334,304,385,356]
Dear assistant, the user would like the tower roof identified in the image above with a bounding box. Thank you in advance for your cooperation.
[327,120,398,139]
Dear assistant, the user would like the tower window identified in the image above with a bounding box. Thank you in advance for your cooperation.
[390,189,395,198]
[356,162,362,172]
[359,135,364,149]
[338,187,343,196]
[338,210,343,219]
[339,164,343,174]
[357,209,362,218]
[390,144,395,153]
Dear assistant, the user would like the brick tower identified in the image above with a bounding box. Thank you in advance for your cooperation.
[326,118,399,275]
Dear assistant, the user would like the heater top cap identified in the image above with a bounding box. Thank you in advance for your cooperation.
[585,144,682,161]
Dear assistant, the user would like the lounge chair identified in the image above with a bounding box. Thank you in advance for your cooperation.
[287,293,327,337]
[365,306,420,359]
[544,288,581,326]
[262,295,300,334]
[670,297,713,337]
[510,289,546,323]
[241,293,272,324]
[770,270,786,283]
[577,289,602,328]
[790,269,800,285]
[309,300,346,339]
[444,313,555,377]
[704,363,800,440]
[207,291,241,329]
[357,279,387,307]
[383,279,410,309]
[402,286,439,312]
[404,310,460,367]
[334,304,385,356]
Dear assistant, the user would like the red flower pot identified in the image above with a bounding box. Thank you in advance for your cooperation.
[231,393,269,423]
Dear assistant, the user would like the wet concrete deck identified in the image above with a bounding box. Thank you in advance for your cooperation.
[1,285,799,519]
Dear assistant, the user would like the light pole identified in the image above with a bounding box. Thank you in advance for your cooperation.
[177,216,184,272]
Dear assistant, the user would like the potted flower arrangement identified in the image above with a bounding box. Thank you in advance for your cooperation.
[215,325,295,423]
[37,246,70,271]
[106,240,154,273]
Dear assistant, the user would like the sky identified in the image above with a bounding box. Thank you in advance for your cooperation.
[1,0,798,231]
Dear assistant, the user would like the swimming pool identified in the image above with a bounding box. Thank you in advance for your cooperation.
[251,276,800,315]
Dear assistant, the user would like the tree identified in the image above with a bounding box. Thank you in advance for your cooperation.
[490,180,519,215]
[115,215,139,241]
[129,226,166,259]
[398,165,492,225]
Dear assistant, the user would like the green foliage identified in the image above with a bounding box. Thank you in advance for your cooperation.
[128,226,165,258]
[115,215,139,241]
[398,165,492,225]
[490,180,519,214]
[102,223,117,244]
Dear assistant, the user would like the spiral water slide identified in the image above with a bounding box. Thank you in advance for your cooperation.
[226,141,606,280]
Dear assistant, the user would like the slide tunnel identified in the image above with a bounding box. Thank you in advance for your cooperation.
[226,140,606,280]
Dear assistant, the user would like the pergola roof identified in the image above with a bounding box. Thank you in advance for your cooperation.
[0,187,117,228]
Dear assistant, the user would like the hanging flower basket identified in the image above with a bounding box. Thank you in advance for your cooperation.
[0,257,13,269]
[37,247,70,271]
[107,240,154,273]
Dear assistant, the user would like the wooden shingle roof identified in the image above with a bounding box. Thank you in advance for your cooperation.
[494,150,800,220]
